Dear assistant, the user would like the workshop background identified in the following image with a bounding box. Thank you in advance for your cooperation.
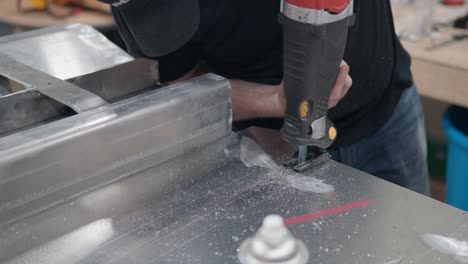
[0,0,467,205]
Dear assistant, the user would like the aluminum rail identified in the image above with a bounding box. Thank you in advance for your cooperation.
[0,74,231,227]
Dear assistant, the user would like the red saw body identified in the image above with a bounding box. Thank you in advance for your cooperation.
[286,0,352,13]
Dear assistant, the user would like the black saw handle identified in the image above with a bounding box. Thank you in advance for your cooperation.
[280,14,352,149]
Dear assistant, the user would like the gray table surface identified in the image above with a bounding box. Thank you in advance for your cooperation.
[1,133,467,264]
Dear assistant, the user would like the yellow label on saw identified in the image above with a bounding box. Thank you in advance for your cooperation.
[299,100,309,120]
[329,127,337,140]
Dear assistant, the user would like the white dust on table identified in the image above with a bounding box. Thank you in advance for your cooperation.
[382,256,403,264]
[312,222,322,231]
[239,136,334,194]
[285,173,334,194]
[421,233,468,263]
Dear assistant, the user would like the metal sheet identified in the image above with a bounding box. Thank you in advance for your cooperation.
[0,25,157,137]
[0,90,74,137]
[0,74,232,227]
[0,24,132,80]
[0,54,108,113]
[0,131,466,264]
[68,58,159,103]
[0,59,159,136]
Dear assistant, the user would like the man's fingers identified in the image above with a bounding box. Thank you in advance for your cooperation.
[330,66,348,99]
[328,63,350,108]
[341,75,353,98]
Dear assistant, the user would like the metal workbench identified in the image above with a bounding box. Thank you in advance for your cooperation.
[0,25,467,264]
[1,133,467,264]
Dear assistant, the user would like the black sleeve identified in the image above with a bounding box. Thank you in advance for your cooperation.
[111,6,144,58]
[111,6,200,83]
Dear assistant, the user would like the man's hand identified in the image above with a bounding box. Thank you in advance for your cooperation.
[166,60,351,121]
[328,60,352,108]
[271,60,352,117]
[275,61,353,114]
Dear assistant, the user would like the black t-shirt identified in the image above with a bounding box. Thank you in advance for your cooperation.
[112,0,413,148]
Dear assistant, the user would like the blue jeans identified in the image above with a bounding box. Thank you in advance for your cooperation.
[330,86,430,195]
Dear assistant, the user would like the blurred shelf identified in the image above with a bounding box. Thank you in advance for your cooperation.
[393,3,468,108]
[0,0,114,29]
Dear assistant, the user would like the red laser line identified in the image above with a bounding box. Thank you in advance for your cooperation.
[284,199,371,225]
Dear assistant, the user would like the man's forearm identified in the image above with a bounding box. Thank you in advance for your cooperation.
[165,65,285,121]
[230,79,284,121]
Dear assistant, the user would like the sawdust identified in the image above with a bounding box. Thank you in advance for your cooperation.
[239,136,334,194]
[421,233,468,263]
